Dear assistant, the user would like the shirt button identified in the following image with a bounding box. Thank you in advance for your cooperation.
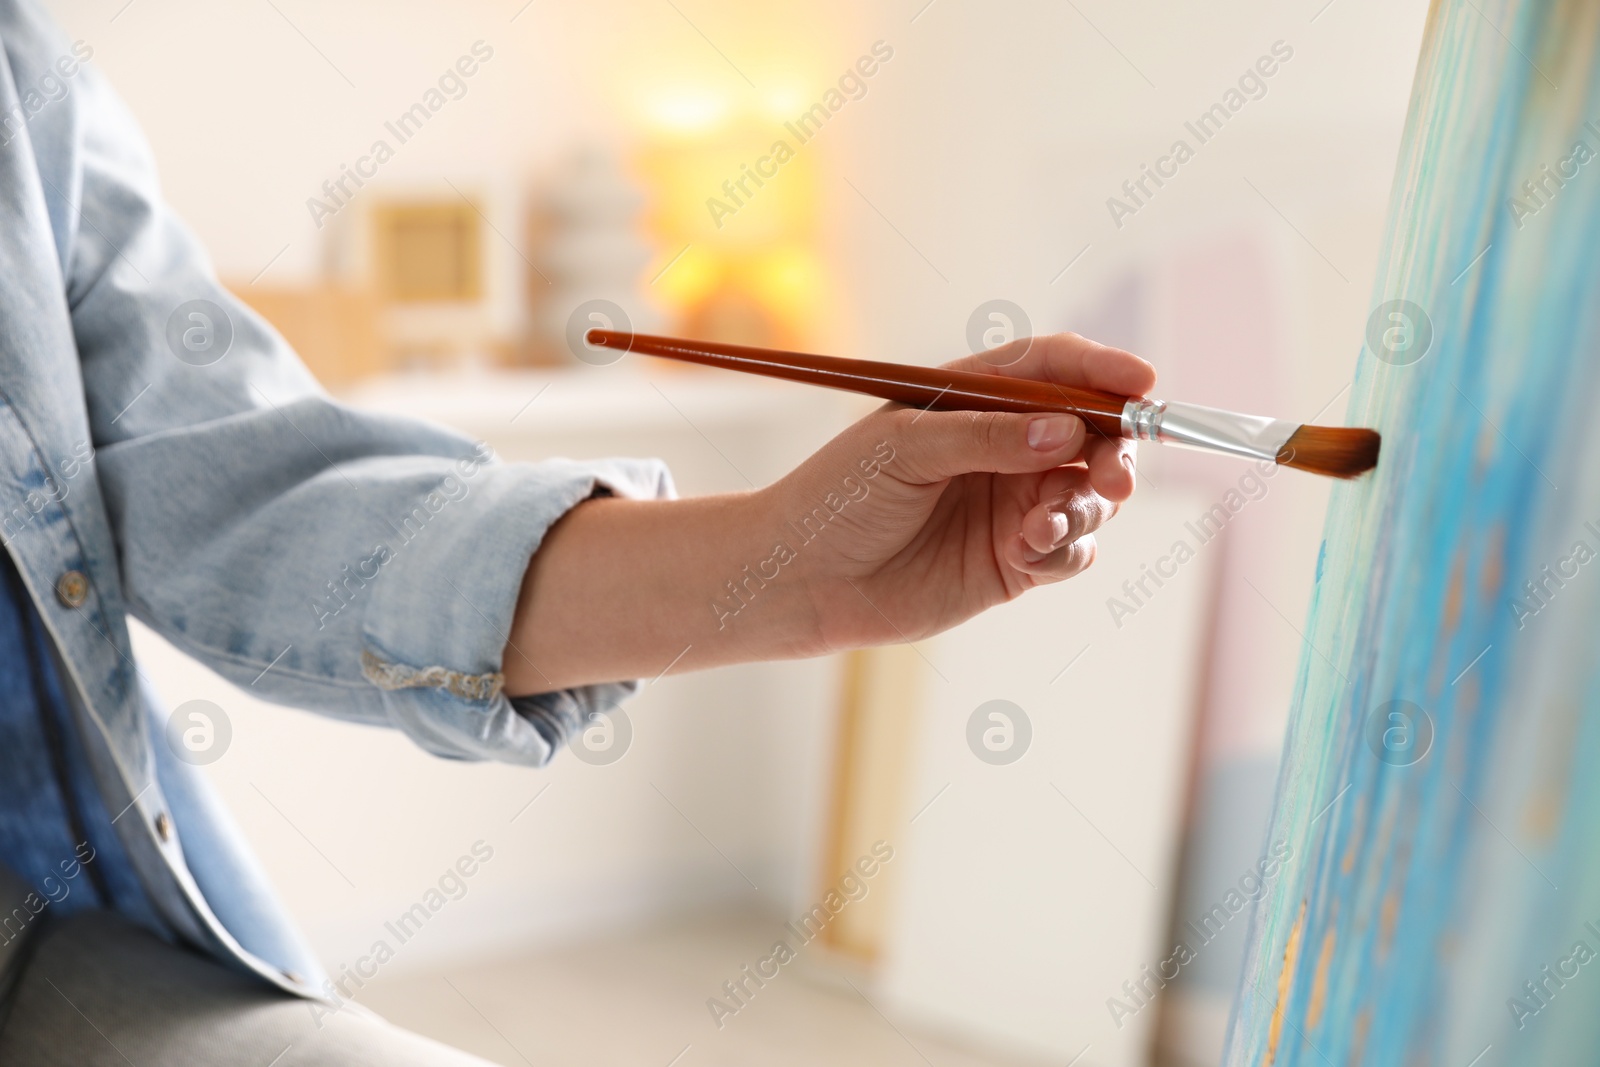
[55,570,89,608]
[154,811,173,842]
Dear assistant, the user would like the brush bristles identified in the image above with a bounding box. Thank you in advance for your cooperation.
[1275,425,1381,479]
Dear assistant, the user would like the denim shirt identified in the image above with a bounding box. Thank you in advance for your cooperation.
[0,544,165,935]
[0,0,671,996]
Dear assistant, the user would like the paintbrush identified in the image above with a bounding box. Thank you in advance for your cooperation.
[586,330,1380,479]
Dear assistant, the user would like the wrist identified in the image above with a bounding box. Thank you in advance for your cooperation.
[503,487,827,696]
[702,483,829,662]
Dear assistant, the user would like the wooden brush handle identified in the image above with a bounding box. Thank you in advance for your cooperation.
[588,331,1132,439]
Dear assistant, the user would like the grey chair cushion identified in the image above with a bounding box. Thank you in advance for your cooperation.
[0,909,495,1066]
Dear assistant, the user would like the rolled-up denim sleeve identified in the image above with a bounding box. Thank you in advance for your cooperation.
[37,7,673,765]
[355,454,675,765]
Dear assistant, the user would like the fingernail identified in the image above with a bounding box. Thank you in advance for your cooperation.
[1027,415,1079,451]
[1049,511,1072,546]
[1121,453,1136,479]
[1021,542,1050,564]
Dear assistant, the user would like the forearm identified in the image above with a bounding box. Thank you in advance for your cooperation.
[501,338,1153,698]
[502,489,823,695]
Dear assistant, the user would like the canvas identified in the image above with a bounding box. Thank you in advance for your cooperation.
[1225,1,1600,1063]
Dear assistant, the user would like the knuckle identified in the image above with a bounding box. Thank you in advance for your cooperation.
[1066,536,1098,576]
[884,406,919,437]
[976,412,1013,453]
[1090,495,1119,531]
[1059,505,1089,544]
[1054,495,1110,544]
[878,408,925,452]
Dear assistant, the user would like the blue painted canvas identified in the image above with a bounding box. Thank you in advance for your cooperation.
[1224,1,1600,1063]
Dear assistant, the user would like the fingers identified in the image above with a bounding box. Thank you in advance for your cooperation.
[1083,435,1139,502]
[1018,472,1117,558]
[883,408,1086,484]
[1003,465,1114,584]
[945,331,1158,398]
[1004,531,1098,584]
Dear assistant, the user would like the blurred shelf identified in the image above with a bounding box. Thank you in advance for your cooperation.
[342,363,862,437]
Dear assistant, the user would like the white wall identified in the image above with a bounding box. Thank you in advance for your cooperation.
[881,487,1216,1065]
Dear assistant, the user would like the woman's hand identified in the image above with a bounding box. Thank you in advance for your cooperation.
[503,333,1155,695]
[762,332,1156,655]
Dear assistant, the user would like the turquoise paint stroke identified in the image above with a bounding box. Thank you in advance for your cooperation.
[1225,1,1600,1063]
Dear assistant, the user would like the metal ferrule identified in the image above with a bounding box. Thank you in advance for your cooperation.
[1120,398,1299,463]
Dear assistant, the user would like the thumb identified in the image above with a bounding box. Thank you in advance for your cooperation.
[882,409,1085,484]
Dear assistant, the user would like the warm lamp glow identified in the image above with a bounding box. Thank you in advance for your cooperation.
[653,244,722,308]
[759,87,807,123]
[749,246,823,326]
[644,91,734,134]
[633,89,829,347]
[641,124,818,247]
